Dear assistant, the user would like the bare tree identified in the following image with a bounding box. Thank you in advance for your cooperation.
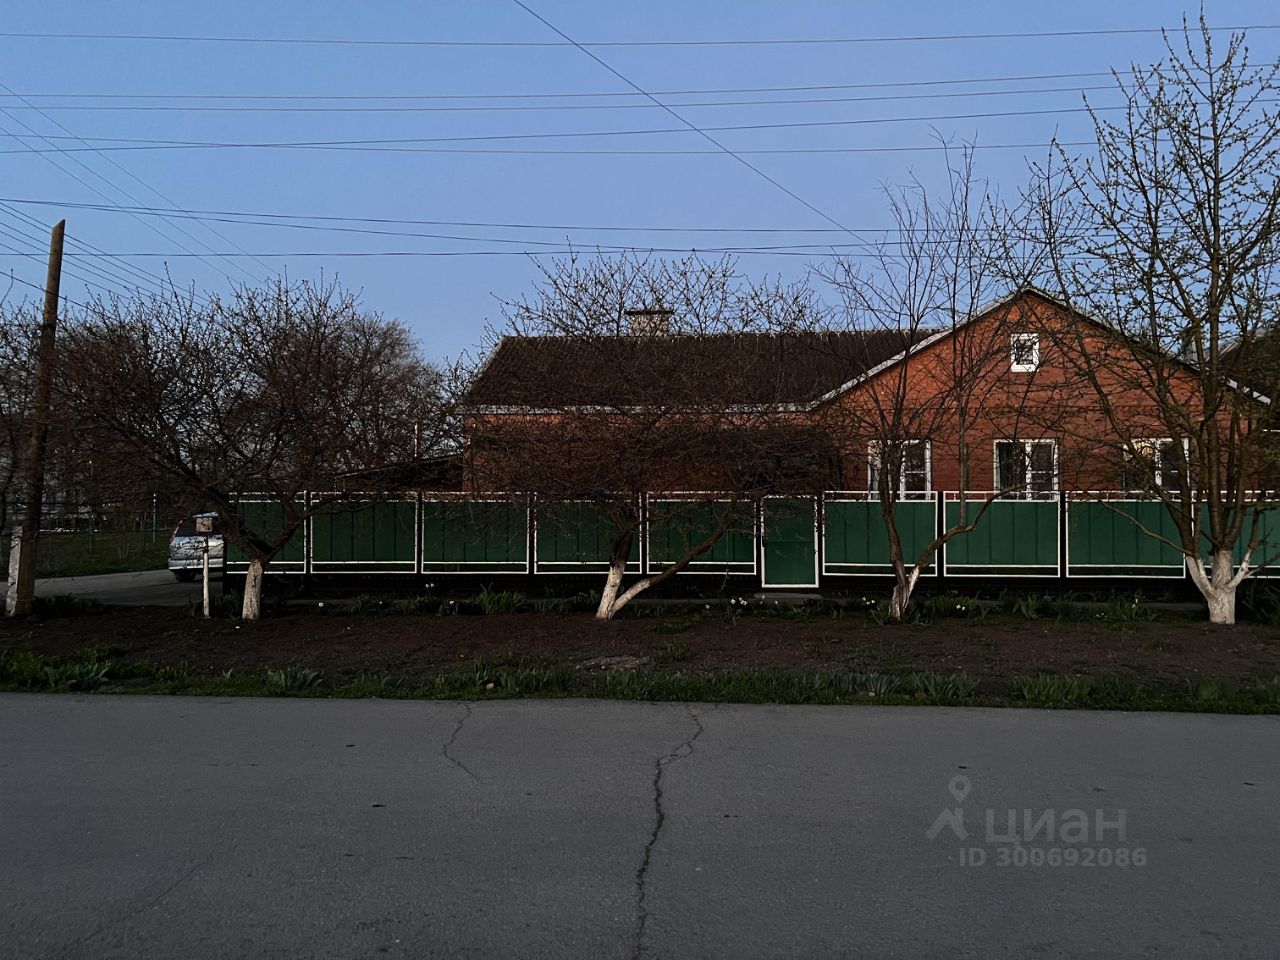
[61,278,444,619]
[465,252,835,620]
[815,149,1048,620]
[1032,19,1280,623]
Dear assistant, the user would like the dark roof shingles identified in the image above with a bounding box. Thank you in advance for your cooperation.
[466,329,935,407]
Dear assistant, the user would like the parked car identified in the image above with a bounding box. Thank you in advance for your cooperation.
[168,512,225,582]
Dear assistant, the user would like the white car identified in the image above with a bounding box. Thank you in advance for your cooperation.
[168,512,225,582]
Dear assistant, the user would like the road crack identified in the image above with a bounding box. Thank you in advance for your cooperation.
[49,857,206,958]
[441,701,480,783]
[632,705,707,960]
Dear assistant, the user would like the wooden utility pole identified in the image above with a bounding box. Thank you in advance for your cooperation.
[7,219,64,617]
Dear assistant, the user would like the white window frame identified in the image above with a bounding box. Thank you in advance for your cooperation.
[867,440,932,499]
[1010,332,1041,372]
[994,439,1058,499]
[1125,437,1190,493]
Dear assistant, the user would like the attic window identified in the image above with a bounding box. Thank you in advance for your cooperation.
[1010,332,1040,372]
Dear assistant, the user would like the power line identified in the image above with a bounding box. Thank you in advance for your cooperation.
[0,24,1275,47]
[0,139,1092,157]
[0,248,1090,259]
[0,70,1137,101]
[0,268,95,312]
[0,201,210,302]
[0,211,142,294]
[0,83,1117,113]
[508,0,862,251]
[0,103,259,287]
[0,194,1065,237]
[0,81,272,284]
[0,221,143,300]
[0,99,1143,156]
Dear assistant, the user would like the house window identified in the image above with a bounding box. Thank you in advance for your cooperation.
[995,439,1057,498]
[1122,438,1187,493]
[1010,332,1040,372]
[868,441,931,498]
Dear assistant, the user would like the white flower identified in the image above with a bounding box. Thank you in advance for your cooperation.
[317,602,325,608]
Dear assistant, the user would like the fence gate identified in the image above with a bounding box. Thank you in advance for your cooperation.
[760,497,818,588]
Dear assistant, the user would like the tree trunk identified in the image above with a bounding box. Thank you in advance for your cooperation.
[1189,548,1240,625]
[595,555,626,621]
[241,557,266,620]
[888,566,921,622]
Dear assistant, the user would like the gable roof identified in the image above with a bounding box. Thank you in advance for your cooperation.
[465,329,938,409]
[466,286,1270,413]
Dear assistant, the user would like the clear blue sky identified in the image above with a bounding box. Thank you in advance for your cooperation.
[2,2,1278,361]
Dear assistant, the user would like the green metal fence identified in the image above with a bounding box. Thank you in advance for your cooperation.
[1066,498,1186,578]
[823,495,937,576]
[943,495,1060,577]
[421,499,528,573]
[646,498,755,574]
[310,498,417,574]
[216,489,1280,584]
[225,498,306,572]
[535,500,640,574]
[1200,501,1280,576]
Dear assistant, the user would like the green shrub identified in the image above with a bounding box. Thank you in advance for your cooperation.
[472,585,527,615]
[858,672,904,697]
[347,672,410,697]
[264,666,325,694]
[1008,674,1094,705]
[392,594,442,615]
[44,661,110,691]
[1187,679,1235,703]
[0,648,53,688]
[1249,675,1280,707]
[998,591,1042,620]
[906,671,977,702]
[342,594,388,616]
[1098,595,1158,624]
[658,641,690,664]
[924,594,986,621]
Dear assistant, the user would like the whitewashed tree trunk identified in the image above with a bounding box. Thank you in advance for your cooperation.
[241,557,265,621]
[1188,548,1249,625]
[595,556,626,621]
[888,566,922,621]
[5,525,23,617]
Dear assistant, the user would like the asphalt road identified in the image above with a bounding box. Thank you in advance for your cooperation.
[32,568,209,607]
[1,696,1276,959]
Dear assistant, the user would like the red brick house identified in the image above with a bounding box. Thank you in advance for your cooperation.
[465,286,1241,497]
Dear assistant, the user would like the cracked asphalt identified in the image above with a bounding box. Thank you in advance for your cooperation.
[1,695,1278,959]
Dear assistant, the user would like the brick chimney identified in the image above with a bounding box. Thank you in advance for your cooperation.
[624,306,673,336]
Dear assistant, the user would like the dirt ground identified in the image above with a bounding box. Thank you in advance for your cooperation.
[6,605,1280,687]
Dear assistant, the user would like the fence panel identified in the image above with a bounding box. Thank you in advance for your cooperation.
[1201,501,1280,577]
[646,498,756,574]
[535,500,639,574]
[311,498,417,573]
[421,499,529,573]
[225,498,306,572]
[1066,498,1185,578]
[823,494,937,576]
[943,495,1059,577]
